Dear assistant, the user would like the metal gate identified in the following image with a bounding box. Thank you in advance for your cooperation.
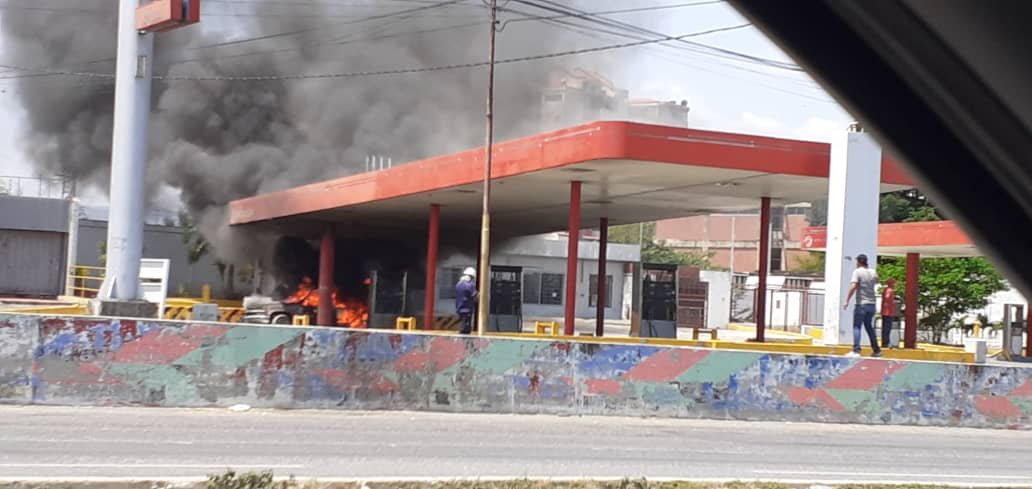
[677,267,708,329]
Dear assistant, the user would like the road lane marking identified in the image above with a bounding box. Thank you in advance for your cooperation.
[0,464,303,469]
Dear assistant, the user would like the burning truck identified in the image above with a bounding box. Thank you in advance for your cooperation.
[242,270,411,329]
[239,236,443,329]
[242,276,369,327]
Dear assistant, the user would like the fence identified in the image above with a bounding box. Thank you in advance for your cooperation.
[66,265,244,322]
[69,265,104,298]
[731,285,825,328]
[802,290,824,326]
[0,176,72,200]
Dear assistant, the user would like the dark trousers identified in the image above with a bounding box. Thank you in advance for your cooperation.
[881,316,895,348]
[853,303,881,354]
[458,311,473,335]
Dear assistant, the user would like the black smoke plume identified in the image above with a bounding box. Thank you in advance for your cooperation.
[1,0,629,279]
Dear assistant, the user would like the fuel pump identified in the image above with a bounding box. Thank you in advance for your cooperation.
[640,263,678,338]
[489,266,523,333]
[1002,303,1025,356]
[367,270,408,329]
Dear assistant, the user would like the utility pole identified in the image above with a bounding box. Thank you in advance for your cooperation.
[475,0,498,336]
[98,0,155,307]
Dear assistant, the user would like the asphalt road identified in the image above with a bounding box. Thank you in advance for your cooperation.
[0,406,1030,485]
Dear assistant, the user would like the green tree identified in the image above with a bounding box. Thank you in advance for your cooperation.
[608,222,654,244]
[792,252,825,273]
[807,191,941,225]
[879,256,1005,343]
[879,190,943,223]
[179,211,209,265]
[806,200,827,226]
[178,210,246,297]
[609,221,713,268]
[642,243,714,268]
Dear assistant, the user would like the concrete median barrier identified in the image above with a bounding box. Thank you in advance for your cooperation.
[2,313,1032,429]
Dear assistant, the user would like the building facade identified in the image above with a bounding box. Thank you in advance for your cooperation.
[435,234,641,321]
[655,206,813,274]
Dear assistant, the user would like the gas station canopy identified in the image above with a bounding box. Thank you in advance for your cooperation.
[801,220,980,258]
[229,121,913,238]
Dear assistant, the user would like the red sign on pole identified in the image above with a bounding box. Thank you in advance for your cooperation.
[136,0,200,33]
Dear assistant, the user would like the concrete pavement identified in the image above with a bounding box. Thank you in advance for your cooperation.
[0,406,1030,485]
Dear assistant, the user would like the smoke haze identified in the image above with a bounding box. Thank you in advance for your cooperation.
[1,0,631,273]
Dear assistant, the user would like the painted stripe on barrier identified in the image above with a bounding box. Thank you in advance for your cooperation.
[2,313,1024,428]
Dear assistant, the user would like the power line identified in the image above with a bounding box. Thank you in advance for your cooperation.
[0,25,752,83]
[496,4,827,103]
[0,0,474,81]
[185,0,469,51]
[499,1,726,29]
[511,0,802,72]
[152,0,728,73]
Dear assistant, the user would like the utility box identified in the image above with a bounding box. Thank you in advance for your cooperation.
[191,303,218,322]
[488,266,523,333]
[640,263,678,338]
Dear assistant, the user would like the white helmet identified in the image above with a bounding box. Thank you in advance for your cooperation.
[463,267,477,278]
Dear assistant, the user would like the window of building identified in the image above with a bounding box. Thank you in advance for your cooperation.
[523,272,564,305]
[770,248,784,272]
[588,275,613,308]
[437,268,464,300]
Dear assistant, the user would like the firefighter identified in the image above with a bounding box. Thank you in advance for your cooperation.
[455,267,479,335]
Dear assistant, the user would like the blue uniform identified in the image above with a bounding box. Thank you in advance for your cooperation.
[455,280,477,313]
[455,279,477,334]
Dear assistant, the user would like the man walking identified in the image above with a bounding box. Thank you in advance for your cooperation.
[843,254,883,357]
[880,278,899,348]
[455,267,479,335]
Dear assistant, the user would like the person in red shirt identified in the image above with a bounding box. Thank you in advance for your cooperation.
[880,278,898,348]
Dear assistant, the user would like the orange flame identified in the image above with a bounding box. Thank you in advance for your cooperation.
[285,276,369,328]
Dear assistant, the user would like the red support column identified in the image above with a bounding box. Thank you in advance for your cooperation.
[317,226,335,326]
[755,197,771,342]
[596,217,608,337]
[564,181,582,336]
[904,252,920,349]
[424,204,441,331]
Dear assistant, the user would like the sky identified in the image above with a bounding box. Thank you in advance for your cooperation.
[0,1,853,204]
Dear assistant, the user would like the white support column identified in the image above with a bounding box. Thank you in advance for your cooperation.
[99,0,154,301]
[822,126,882,345]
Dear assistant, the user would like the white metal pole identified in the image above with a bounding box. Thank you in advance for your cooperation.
[64,197,80,297]
[729,215,736,274]
[729,214,736,321]
[99,0,153,301]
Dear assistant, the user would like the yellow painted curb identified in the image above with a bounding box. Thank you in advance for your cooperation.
[488,331,972,363]
[0,304,88,315]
